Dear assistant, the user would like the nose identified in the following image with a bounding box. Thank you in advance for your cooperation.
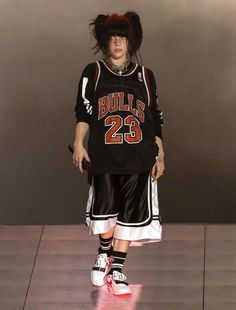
[114,36,121,46]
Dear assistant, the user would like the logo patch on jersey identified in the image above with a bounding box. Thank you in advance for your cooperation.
[138,72,143,82]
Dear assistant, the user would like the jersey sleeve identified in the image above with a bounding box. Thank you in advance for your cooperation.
[74,62,97,125]
[146,68,164,139]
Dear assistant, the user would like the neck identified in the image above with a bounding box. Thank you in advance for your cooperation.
[105,55,131,75]
[109,55,127,67]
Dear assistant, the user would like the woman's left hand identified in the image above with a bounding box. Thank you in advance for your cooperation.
[151,155,165,181]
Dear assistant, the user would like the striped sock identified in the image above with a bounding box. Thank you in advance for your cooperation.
[108,250,127,274]
[98,235,113,257]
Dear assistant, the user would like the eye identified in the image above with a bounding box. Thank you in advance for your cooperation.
[110,36,126,40]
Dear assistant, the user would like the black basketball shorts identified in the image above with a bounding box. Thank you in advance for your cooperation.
[85,169,162,242]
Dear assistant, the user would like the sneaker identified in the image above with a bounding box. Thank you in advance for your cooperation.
[90,253,112,286]
[106,270,132,295]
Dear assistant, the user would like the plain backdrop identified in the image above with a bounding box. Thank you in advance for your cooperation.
[0,0,235,224]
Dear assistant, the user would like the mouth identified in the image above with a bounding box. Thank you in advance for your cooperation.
[114,49,122,52]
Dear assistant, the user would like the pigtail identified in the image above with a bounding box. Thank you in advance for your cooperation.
[124,11,143,55]
[89,14,109,54]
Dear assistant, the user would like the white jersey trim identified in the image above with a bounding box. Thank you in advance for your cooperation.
[142,65,150,107]
[95,61,101,91]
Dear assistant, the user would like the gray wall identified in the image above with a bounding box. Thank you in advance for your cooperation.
[0,0,235,224]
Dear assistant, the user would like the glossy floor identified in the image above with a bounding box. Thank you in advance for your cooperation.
[0,224,235,310]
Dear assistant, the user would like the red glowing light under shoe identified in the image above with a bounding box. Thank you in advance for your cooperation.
[106,270,132,295]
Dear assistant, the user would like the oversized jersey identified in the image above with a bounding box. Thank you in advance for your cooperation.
[74,59,163,176]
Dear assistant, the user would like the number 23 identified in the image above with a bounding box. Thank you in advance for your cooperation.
[105,115,142,144]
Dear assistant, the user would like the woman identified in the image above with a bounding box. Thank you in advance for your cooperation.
[72,11,165,296]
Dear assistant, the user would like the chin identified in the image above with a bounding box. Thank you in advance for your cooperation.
[112,53,125,59]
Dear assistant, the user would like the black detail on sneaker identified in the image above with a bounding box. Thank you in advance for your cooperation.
[92,266,106,272]
[114,279,129,286]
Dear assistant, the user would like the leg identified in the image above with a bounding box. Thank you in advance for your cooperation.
[106,172,150,295]
[106,236,131,295]
[98,228,130,257]
[97,226,115,256]
[113,238,130,252]
[108,237,130,275]
[91,229,114,287]
[90,174,119,287]
[99,225,115,239]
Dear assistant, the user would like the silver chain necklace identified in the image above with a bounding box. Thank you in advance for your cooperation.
[105,57,131,75]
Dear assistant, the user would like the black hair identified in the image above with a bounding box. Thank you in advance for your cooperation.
[88,11,143,63]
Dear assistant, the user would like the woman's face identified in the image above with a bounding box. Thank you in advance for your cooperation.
[107,35,129,61]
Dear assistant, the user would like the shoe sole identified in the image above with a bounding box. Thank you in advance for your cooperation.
[91,280,105,287]
[113,291,132,296]
[106,281,132,296]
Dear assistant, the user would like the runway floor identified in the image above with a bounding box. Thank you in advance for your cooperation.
[0,224,235,310]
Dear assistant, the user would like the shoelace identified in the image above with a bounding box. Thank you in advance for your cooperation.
[95,254,111,269]
[112,270,127,282]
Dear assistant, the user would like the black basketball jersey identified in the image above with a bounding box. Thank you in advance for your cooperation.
[74,59,163,176]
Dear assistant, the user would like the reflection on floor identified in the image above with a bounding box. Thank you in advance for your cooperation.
[0,224,236,309]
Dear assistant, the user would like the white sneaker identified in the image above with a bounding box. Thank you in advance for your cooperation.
[106,270,132,295]
[90,253,112,286]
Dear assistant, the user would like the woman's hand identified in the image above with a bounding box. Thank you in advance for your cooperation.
[72,144,91,173]
[151,154,165,181]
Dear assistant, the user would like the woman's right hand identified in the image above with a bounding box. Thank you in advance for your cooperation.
[72,144,91,173]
